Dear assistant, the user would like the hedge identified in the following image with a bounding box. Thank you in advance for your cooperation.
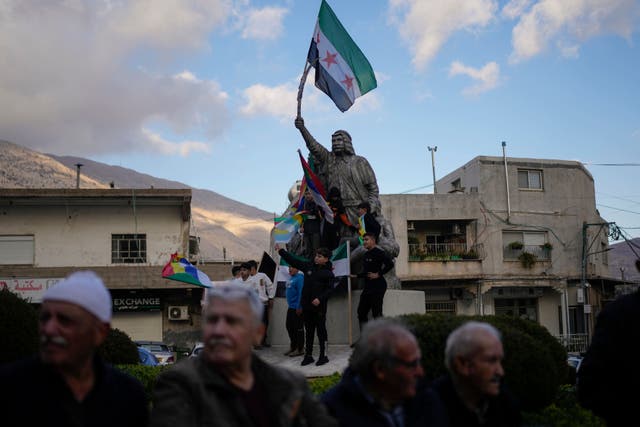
[0,289,39,364]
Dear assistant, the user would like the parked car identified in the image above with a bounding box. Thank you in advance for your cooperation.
[135,340,175,365]
[189,342,204,359]
[137,346,160,366]
[567,355,583,372]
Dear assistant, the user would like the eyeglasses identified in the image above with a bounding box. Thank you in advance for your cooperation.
[390,357,421,369]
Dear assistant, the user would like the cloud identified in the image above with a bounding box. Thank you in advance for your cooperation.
[239,82,299,119]
[449,61,501,95]
[510,0,640,63]
[502,0,533,20]
[240,6,289,40]
[142,129,211,157]
[388,0,498,71]
[0,0,232,157]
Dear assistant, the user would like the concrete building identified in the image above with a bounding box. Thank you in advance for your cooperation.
[0,188,231,350]
[382,156,621,351]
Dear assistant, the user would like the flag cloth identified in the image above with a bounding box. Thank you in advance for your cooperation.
[298,150,334,224]
[307,0,377,112]
[162,253,212,288]
[277,251,310,282]
[273,213,305,243]
[331,241,350,277]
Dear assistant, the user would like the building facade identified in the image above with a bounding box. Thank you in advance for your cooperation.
[0,188,231,350]
[382,156,620,350]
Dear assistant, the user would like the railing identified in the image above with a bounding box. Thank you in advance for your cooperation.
[555,334,589,354]
[408,243,483,261]
[503,245,551,261]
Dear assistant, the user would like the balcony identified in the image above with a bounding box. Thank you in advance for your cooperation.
[503,245,552,261]
[409,243,483,262]
[555,333,589,354]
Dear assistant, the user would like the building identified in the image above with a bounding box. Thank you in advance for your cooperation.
[0,188,231,349]
[382,156,621,351]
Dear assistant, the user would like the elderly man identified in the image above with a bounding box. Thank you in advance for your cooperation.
[431,321,521,427]
[150,283,336,427]
[0,270,148,426]
[321,318,446,427]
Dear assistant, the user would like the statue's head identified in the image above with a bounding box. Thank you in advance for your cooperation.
[331,130,355,156]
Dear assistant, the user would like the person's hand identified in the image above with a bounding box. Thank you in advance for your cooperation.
[268,299,274,309]
[296,308,303,316]
[312,298,320,306]
[367,272,380,279]
[295,116,305,130]
[275,244,282,251]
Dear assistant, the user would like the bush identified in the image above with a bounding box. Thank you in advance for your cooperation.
[522,385,605,427]
[98,328,139,364]
[0,289,39,364]
[117,364,169,404]
[400,313,567,411]
[308,372,341,395]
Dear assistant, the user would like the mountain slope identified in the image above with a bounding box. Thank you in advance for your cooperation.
[608,237,640,283]
[1,140,272,261]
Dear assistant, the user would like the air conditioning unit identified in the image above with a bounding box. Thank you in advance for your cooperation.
[168,306,189,321]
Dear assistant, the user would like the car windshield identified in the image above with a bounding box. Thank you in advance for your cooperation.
[142,343,170,353]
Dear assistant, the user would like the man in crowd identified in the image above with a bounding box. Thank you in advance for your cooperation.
[276,244,335,366]
[431,321,521,426]
[150,284,336,427]
[248,259,275,348]
[353,232,394,332]
[0,270,148,426]
[321,318,446,427]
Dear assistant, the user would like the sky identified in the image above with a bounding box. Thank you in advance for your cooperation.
[1,0,639,240]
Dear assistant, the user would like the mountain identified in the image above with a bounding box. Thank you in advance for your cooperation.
[608,237,640,283]
[0,140,272,261]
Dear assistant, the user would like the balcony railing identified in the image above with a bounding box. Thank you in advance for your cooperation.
[555,334,589,354]
[408,243,483,261]
[503,245,551,261]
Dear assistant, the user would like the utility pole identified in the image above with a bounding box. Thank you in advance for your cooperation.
[74,163,83,189]
[427,146,437,194]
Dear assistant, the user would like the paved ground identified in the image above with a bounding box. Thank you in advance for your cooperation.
[254,344,351,378]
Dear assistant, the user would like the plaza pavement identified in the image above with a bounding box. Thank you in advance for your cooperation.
[254,344,351,378]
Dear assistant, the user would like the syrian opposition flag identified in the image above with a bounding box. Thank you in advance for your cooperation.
[331,241,350,277]
[307,0,377,112]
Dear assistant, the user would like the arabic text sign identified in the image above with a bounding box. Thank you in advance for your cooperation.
[0,278,63,303]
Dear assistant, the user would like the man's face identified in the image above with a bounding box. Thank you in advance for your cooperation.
[459,332,505,397]
[240,267,250,280]
[201,298,263,368]
[39,301,108,370]
[288,266,298,276]
[357,207,366,217]
[377,336,424,402]
[363,235,376,250]
[331,133,346,155]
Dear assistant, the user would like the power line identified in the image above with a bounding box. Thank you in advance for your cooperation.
[584,163,640,166]
[596,203,640,216]
[597,192,640,206]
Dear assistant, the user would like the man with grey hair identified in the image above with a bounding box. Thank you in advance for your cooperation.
[431,321,521,427]
[0,270,148,426]
[321,318,446,427]
[151,283,336,427]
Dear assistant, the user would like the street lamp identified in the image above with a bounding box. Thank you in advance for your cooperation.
[427,146,437,194]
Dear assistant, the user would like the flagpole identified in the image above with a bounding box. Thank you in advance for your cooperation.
[296,61,314,119]
[347,239,352,345]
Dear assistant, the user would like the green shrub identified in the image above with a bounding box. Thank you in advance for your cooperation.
[400,313,567,412]
[0,289,39,364]
[98,328,139,364]
[308,372,341,395]
[117,364,168,403]
[522,385,605,427]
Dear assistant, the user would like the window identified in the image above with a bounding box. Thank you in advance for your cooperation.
[518,169,543,190]
[112,234,146,263]
[503,231,550,260]
[495,298,538,322]
[425,301,456,314]
[0,235,34,265]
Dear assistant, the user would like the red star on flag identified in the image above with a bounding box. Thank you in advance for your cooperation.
[322,51,338,69]
[341,74,354,91]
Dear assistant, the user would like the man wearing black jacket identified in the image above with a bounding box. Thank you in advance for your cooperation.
[353,232,394,331]
[276,244,335,367]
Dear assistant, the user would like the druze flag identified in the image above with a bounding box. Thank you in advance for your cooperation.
[307,0,377,112]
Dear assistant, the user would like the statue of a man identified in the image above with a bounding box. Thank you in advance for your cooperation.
[294,116,381,222]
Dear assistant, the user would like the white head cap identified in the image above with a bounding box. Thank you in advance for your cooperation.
[43,271,112,323]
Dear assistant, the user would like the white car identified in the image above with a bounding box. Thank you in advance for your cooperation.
[567,355,583,372]
[135,341,175,365]
[189,342,204,358]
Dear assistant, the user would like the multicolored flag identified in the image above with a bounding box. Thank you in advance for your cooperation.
[307,0,377,112]
[298,150,334,223]
[162,253,212,288]
[273,213,305,244]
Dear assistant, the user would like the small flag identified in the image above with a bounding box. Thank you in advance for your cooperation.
[273,213,305,244]
[277,251,310,282]
[307,0,377,112]
[162,253,212,288]
[298,150,334,224]
[331,241,350,277]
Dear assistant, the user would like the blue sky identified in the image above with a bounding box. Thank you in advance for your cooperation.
[2,0,639,240]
